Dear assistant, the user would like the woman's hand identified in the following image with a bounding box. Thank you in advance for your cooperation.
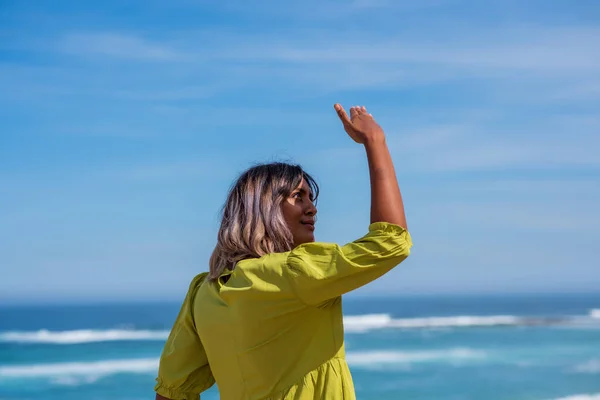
[334,104,385,145]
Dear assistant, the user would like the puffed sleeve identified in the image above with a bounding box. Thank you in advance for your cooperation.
[286,222,412,306]
[154,273,215,400]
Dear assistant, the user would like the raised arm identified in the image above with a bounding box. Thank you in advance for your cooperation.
[334,104,407,229]
[282,105,411,306]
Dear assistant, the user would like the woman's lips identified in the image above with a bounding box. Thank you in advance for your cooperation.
[301,222,315,231]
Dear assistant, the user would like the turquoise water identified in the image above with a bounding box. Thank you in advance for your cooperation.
[1,294,599,400]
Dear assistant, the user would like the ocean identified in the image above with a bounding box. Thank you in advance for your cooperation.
[1,293,599,400]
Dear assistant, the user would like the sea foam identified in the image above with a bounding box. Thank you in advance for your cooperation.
[0,329,169,344]
[344,313,526,332]
[346,347,486,367]
[1,310,595,345]
[0,347,484,381]
[0,358,159,378]
[553,394,600,400]
[573,359,600,374]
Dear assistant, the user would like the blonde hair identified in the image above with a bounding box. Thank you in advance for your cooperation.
[207,162,319,281]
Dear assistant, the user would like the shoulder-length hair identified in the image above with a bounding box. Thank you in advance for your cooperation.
[207,162,319,281]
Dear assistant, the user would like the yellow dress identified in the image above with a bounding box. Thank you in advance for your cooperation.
[155,222,412,400]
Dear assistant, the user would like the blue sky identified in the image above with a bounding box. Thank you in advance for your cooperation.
[1,0,599,303]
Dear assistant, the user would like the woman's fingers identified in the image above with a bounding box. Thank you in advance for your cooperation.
[359,105,373,118]
[354,105,370,117]
[336,104,370,121]
[334,103,352,126]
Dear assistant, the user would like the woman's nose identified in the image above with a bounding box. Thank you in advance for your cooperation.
[306,201,317,216]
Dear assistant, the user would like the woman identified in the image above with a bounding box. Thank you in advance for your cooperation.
[155,104,412,400]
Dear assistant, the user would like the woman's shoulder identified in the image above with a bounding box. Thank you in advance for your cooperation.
[236,251,290,274]
[189,272,209,285]
[212,253,296,296]
[185,272,210,300]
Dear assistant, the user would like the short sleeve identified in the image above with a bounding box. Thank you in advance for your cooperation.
[286,222,412,306]
[155,273,215,400]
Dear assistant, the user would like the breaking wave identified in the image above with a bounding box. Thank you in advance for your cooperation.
[573,359,600,374]
[0,347,485,383]
[552,394,600,400]
[0,358,159,379]
[0,329,169,344]
[1,309,597,345]
[342,313,566,333]
[346,347,486,367]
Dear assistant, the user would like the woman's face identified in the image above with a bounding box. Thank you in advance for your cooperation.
[281,179,317,247]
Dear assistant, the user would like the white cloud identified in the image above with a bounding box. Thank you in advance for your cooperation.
[185,26,600,72]
[58,33,184,61]
[420,179,600,197]
[113,160,234,181]
[314,111,600,173]
[4,22,600,109]
[419,201,600,233]
[198,0,449,20]
[547,83,600,102]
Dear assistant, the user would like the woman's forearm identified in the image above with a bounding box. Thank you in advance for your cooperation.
[332,103,407,229]
[364,138,407,229]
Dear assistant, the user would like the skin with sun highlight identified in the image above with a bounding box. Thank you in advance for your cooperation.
[281,179,318,247]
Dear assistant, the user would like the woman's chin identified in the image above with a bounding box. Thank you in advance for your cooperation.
[295,234,315,246]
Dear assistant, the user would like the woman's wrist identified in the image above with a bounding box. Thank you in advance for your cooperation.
[362,134,387,149]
